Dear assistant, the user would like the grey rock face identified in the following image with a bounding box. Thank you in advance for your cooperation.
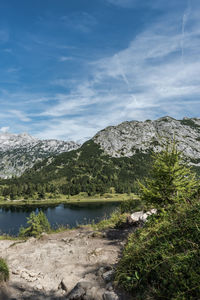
[67,281,92,300]
[128,209,157,225]
[0,132,80,178]
[103,291,119,300]
[93,116,200,165]
[102,270,115,283]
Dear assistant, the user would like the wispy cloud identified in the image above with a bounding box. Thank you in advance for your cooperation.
[0,29,9,43]
[59,56,73,62]
[60,12,97,33]
[8,110,31,122]
[181,0,191,61]
[35,3,200,140]
[105,0,138,8]
[6,67,21,73]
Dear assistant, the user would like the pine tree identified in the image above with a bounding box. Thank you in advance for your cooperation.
[138,141,199,208]
[19,211,51,237]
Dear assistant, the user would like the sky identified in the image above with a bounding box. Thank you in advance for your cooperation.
[0,0,200,141]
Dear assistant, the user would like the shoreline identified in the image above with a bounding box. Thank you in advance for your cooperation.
[0,193,138,207]
[0,198,123,207]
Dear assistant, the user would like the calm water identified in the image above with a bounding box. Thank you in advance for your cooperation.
[0,202,119,236]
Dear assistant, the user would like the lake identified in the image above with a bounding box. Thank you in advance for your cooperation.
[0,202,119,236]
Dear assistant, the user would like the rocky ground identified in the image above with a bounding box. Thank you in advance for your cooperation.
[0,226,134,300]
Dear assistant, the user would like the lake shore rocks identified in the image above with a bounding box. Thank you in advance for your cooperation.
[127,209,157,225]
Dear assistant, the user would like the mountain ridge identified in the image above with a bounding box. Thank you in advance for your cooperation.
[93,116,200,164]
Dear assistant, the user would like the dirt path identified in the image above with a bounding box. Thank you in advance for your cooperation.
[0,226,133,299]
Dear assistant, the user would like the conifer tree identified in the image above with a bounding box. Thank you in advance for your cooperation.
[138,141,199,208]
[19,211,50,237]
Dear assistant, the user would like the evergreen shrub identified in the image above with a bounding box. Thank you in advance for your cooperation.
[0,258,9,282]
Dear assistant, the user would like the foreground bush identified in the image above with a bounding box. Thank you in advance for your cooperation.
[115,202,200,299]
[19,211,51,237]
[0,258,9,282]
[139,142,198,209]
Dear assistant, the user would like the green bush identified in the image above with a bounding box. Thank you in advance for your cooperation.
[92,210,127,230]
[120,198,142,214]
[19,211,51,237]
[0,258,9,282]
[115,202,200,299]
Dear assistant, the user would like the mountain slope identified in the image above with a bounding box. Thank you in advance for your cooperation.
[0,132,80,178]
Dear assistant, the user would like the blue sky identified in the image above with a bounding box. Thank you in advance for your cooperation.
[0,0,199,141]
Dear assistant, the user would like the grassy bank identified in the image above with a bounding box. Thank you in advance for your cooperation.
[115,201,200,299]
[0,192,138,206]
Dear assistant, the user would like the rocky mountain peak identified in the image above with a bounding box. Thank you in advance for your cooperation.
[93,117,200,165]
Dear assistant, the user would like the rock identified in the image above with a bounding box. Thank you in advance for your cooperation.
[97,266,112,277]
[128,209,157,224]
[35,284,43,291]
[106,282,113,291]
[103,291,119,300]
[12,269,21,275]
[95,248,103,255]
[39,232,49,240]
[27,237,36,243]
[58,279,68,292]
[82,286,100,300]
[67,281,92,300]
[102,270,115,283]
[97,267,106,276]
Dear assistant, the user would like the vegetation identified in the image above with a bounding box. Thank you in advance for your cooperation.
[180,118,200,130]
[19,211,51,237]
[116,202,200,299]
[138,141,199,209]
[92,210,128,231]
[116,142,200,299]
[0,258,9,282]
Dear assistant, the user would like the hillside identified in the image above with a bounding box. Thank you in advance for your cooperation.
[0,140,152,198]
[1,116,200,199]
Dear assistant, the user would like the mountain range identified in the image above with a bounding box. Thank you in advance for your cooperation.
[0,116,200,198]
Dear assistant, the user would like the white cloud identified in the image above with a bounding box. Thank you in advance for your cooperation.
[8,110,31,122]
[59,56,73,62]
[35,118,98,142]
[60,12,97,33]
